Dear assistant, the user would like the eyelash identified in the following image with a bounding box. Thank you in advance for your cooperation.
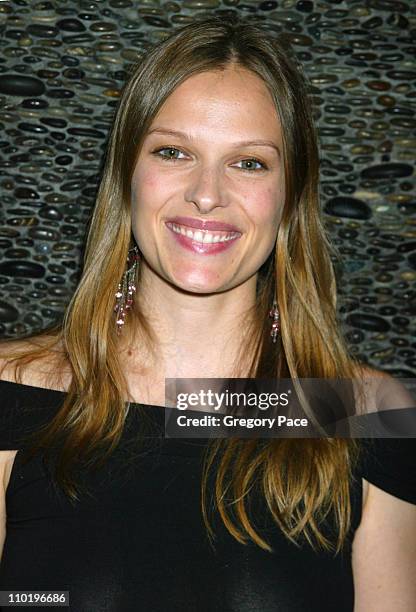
[151,146,268,172]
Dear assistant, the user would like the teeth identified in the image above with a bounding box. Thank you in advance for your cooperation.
[167,222,240,244]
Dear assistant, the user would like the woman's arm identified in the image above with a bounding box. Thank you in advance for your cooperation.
[0,450,19,562]
[0,455,6,562]
[352,479,416,611]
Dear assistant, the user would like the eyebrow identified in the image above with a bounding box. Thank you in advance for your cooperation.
[146,127,281,157]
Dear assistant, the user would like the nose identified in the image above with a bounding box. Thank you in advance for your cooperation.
[184,164,229,214]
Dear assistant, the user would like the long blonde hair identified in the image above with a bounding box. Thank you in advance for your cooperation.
[1,15,363,554]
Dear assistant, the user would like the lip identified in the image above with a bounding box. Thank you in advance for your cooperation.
[166,215,241,233]
[165,222,241,255]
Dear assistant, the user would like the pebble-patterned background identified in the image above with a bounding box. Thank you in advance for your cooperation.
[0,0,414,377]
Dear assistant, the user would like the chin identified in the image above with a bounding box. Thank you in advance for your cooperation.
[167,267,224,291]
[169,274,225,295]
[175,281,222,295]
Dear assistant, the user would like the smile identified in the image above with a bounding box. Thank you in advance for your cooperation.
[166,222,241,243]
[165,221,242,255]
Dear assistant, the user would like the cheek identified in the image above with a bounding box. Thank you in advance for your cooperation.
[131,168,172,231]
[247,185,283,228]
[132,168,161,202]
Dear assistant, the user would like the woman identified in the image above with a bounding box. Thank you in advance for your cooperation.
[0,14,415,612]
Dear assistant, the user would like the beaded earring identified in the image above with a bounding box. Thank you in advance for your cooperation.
[114,245,140,334]
[269,297,280,343]
[114,247,280,341]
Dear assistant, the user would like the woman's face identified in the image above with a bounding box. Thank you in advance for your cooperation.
[131,64,285,295]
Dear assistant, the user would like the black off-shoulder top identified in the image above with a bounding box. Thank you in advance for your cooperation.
[0,380,415,612]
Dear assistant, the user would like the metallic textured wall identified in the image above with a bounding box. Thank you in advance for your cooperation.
[0,0,415,376]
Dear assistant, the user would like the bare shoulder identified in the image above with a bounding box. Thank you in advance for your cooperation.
[0,334,71,391]
[352,479,416,611]
[354,367,416,608]
[358,364,388,377]
[0,337,37,381]
[353,364,415,414]
[0,334,59,353]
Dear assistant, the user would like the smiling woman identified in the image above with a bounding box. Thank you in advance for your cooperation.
[131,66,284,295]
[0,13,415,612]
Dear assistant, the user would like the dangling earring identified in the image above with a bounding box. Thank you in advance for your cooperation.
[114,245,140,334]
[269,297,280,343]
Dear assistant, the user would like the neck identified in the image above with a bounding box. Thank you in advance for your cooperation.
[120,264,259,382]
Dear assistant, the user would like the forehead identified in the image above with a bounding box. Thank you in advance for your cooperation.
[149,66,282,142]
